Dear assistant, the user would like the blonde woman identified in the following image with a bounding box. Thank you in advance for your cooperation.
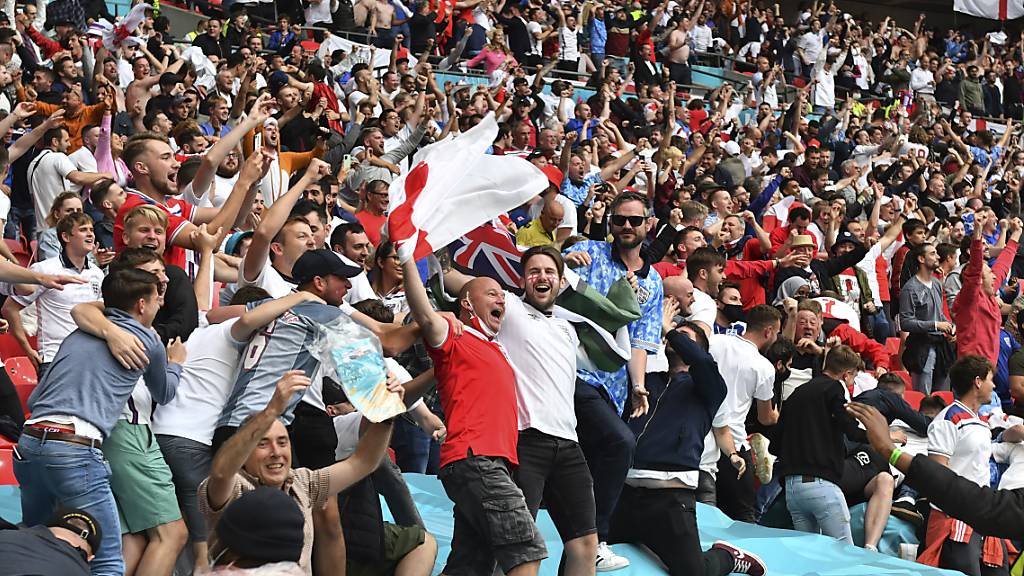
[465,26,518,76]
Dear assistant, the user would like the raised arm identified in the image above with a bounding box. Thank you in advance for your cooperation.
[206,371,310,510]
[230,291,324,341]
[192,93,277,202]
[70,301,150,370]
[241,158,327,283]
[400,257,448,347]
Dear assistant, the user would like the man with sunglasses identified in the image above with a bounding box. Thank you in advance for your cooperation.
[563,191,664,570]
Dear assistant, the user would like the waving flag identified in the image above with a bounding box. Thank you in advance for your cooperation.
[387,113,548,263]
[449,221,524,291]
[955,0,1024,19]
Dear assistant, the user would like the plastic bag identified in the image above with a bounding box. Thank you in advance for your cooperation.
[315,315,405,423]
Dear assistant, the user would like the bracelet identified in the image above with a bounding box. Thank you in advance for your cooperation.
[888,447,903,466]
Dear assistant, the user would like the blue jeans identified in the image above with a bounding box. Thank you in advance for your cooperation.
[912,347,950,394]
[15,433,124,576]
[391,416,432,474]
[5,204,34,242]
[784,476,853,544]
[575,379,634,540]
[867,310,892,344]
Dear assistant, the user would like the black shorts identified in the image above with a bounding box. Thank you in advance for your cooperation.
[513,429,597,542]
[438,455,547,575]
[840,445,890,506]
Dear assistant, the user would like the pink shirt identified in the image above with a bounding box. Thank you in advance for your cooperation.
[465,48,517,75]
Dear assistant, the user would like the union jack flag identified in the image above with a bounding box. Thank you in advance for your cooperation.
[448,221,523,290]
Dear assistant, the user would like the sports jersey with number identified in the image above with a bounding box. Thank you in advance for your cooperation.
[218,300,344,427]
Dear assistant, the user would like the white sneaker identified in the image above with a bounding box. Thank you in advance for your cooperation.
[596,541,630,572]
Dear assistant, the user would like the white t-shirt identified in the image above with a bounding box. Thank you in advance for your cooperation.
[241,261,296,298]
[305,0,333,25]
[528,194,577,237]
[497,295,579,441]
[347,90,383,117]
[709,333,775,450]
[687,288,716,330]
[536,91,575,123]
[151,318,247,445]
[339,254,376,305]
[13,256,105,363]
[527,21,543,56]
[68,147,98,194]
[28,150,77,233]
[928,400,992,493]
[992,441,1024,490]
[559,26,580,61]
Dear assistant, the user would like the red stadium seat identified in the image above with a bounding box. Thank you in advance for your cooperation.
[0,334,36,361]
[903,390,925,411]
[884,337,901,355]
[932,391,955,406]
[0,448,16,485]
[4,239,29,267]
[6,357,38,414]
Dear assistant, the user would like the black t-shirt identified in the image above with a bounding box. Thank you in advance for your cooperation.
[409,12,438,53]
[10,146,37,210]
[776,375,868,484]
[154,264,199,344]
[0,525,91,576]
[277,112,319,153]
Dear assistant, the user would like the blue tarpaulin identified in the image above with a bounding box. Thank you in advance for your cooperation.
[1,476,960,575]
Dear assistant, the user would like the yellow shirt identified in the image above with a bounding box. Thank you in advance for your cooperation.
[515,219,555,247]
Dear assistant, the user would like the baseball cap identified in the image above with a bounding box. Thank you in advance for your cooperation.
[215,488,304,564]
[225,230,254,256]
[540,165,563,190]
[292,249,363,285]
[47,507,102,555]
[722,140,741,156]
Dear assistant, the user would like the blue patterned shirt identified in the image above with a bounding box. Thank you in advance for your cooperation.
[564,240,663,415]
[561,173,604,207]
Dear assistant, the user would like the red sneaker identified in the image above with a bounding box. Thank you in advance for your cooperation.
[711,541,767,576]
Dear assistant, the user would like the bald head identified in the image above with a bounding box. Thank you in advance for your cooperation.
[540,199,565,233]
[459,276,507,334]
[663,276,695,317]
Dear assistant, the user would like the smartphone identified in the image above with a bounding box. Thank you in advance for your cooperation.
[342,154,352,171]
[254,132,263,150]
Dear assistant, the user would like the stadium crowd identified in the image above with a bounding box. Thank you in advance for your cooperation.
[1,0,1024,575]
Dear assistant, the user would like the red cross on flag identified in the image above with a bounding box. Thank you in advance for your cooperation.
[387,113,548,263]
[955,0,1024,20]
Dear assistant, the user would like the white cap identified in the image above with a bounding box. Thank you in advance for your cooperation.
[723,141,741,156]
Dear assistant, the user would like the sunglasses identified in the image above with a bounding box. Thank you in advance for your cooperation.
[610,215,645,227]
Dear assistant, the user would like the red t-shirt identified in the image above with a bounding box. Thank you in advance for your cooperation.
[114,189,195,271]
[654,260,684,279]
[355,211,386,247]
[428,319,518,468]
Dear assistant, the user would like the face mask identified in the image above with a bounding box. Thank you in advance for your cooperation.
[722,304,746,323]
[464,298,497,339]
